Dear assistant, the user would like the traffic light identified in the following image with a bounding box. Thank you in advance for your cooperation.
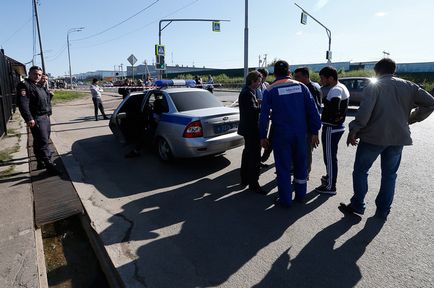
[156,55,165,70]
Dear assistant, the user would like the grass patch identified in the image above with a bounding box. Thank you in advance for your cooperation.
[52,90,88,104]
[0,165,15,178]
[0,145,20,162]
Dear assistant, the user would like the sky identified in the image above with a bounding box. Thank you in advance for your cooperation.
[1,0,433,77]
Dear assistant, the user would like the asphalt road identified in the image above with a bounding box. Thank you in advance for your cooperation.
[50,90,434,288]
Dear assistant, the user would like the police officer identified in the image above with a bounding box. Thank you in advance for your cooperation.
[17,66,58,173]
[259,60,321,207]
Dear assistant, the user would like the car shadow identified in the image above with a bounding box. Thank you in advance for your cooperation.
[67,135,232,198]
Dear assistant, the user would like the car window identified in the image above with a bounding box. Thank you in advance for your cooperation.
[168,90,223,112]
[119,93,145,114]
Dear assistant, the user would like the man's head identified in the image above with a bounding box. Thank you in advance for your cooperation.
[92,78,98,84]
[273,60,290,78]
[28,66,43,83]
[374,58,396,76]
[293,67,310,85]
[257,68,269,82]
[245,70,262,89]
[319,66,338,87]
[40,74,49,84]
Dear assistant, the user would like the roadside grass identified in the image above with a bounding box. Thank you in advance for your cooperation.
[0,145,19,178]
[52,90,88,104]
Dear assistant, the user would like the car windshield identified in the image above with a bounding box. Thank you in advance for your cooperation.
[169,90,223,112]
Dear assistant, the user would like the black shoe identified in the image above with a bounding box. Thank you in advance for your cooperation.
[338,203,364,215]
[95,118,99,121]
[125,150,141,158]
[315,185,337,195]
[374,210,389,220]
[274,197,291,208]
[103,116,109,120]
[294,196,306,204]
[321,175,328,185]
[45,162,61,175]
[36,161,45,170]
[249,182,267,195]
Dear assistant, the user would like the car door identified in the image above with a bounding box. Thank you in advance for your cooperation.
[109,93,146,143]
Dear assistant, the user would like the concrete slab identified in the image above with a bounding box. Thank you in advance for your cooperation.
[0,115,46,288]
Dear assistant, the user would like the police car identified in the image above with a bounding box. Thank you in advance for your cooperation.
[109,79,243,161]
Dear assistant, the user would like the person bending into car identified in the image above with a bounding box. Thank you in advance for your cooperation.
[238,70,265,194]
[315,66,350,195]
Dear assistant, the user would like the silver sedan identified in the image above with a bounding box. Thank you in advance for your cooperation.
[109,83,243,161]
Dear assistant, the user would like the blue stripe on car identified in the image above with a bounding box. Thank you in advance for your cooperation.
[160,114,193,125]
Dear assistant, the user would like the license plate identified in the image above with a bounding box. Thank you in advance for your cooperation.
[214,122,238,134]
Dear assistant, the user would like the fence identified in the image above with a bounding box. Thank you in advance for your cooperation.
[0,49,25,138]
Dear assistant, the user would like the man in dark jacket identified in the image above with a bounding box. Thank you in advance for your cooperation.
[238,70,264,193]
[17,66,58,173]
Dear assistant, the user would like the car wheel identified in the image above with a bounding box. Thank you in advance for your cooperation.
[157,137,173,162]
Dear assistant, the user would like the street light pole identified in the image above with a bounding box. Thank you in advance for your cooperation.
[67,27,84,89]
[33,0,46,72]
[294,3,332,64]
[244,0,249,78]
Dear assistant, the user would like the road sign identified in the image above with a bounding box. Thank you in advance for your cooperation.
[212,21,221,32]
[155,44,165,56]
[127,54,137,66]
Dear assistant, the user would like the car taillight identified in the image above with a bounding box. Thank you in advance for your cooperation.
[183,120,203,138]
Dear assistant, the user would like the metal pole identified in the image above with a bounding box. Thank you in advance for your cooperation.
[294,3,332,64]
[33,0,46,72]
[67,33,72,89]
[244,0,249,78]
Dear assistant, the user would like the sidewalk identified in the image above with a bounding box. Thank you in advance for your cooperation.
[0,113,47,288]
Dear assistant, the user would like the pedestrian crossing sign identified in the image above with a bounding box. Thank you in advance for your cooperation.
[155,44,165,56]
[212,21,221,32]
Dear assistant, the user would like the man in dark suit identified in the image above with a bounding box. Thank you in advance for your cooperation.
[238,70,265,194]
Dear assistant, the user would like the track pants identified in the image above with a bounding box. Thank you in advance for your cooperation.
[321,124,344,189]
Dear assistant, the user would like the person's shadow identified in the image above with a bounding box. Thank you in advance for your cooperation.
[254,215,385,288]
[101,169,330,287]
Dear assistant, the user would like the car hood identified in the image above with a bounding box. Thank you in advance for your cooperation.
[178,107,239,117]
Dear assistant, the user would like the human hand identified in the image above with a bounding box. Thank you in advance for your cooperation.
[346,132,358,146]
[27,120,36,128]
[311,135,320,148]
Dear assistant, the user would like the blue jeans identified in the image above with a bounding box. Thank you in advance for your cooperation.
[350,142,403,215]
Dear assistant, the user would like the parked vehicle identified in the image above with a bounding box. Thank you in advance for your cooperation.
[109,80,244,161]
[339,77,377,106]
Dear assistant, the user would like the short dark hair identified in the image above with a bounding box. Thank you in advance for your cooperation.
[92,78,98,84]
[257,68,269,78]
[29,66,42,72]
[374,58,396,75]
[274,60,290,77]
[294,67,310,78]
[245,70,262,86]
[319,66,338,81]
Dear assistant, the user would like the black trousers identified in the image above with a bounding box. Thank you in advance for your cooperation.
[92,97,107,119]
[240,134,261,185]
[30,115,52,163]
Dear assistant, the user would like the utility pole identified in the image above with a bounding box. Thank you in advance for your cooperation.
[67,27,84,89]
[33,0,46,72]
[244,0,249,78]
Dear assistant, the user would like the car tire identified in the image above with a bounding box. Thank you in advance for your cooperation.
[157,137,173,162]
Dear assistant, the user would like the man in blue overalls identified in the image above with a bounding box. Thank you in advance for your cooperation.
[259,60,321,207]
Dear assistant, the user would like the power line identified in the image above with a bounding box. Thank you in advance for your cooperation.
[0,17,32,46]
[73,0,201,50]
[46,44,67,62]
[74,0,160,41]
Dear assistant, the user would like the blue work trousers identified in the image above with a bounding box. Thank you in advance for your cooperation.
[350,142,403,216]
[273,133,308,205]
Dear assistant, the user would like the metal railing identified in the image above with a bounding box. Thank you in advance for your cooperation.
[0,50,24,138]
